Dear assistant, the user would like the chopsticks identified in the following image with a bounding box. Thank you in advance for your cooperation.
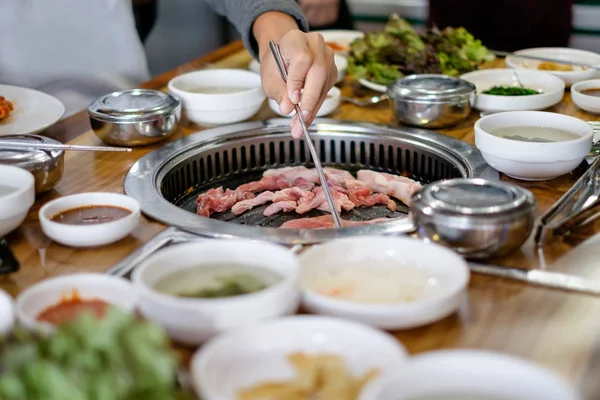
[492,50,600,71]
[268,41,343,229]
[0,141,132,152]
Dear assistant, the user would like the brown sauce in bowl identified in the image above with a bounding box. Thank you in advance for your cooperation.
[580,88,600,97]
[51,205,132,225]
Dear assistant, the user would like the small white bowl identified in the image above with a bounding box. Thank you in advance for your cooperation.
[460,68,565,112]
[191,315,408,400]
[298,236,470,330]
[168,69,265,126]
[506,47,600,87]
[360,349,580,400]
[0,289,15,337]
[15,273,137,333]
[131,239,300,346]
[248,53,348,84]
[39,192,141,248]
[0,165,35,237]
[268,86,341,117]
[571,79,600,114]
[474,111,594,181]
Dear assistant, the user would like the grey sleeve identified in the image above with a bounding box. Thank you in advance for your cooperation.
[202,0,309,59]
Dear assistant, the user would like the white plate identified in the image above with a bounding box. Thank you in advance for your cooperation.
[191,315,408,400]
[571,79,600,114]
[360,350,581,400]
[505,47,600,87]
[0,84,65,136]
[359,78,388,93]
[298,236,470,330]
[460,68,565,112]
[314,29,365,54]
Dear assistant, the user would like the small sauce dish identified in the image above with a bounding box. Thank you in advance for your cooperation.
[298,236,470,330]
[0,165,35,237]
[268,86,341,118]
[571,79,600,114]
[39,192,141,248]
[360,349,580,400]
[15,273,137,334]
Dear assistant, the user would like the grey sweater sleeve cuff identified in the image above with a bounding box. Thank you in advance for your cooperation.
[239,0,309,60]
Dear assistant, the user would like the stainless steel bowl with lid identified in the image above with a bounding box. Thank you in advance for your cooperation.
[410,178,537,259]
[388,74,476,129]
[88,89,181,147]
[0,134,64,194]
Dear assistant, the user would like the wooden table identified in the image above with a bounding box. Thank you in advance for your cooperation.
[5,41,600,398]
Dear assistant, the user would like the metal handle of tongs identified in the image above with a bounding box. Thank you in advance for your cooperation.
[268,41,343,229]
[535,157,600,246]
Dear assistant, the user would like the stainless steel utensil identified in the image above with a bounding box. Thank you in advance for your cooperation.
[340,94,388,106]
[411,178,537,259]
[88,89,181,147]
[0,134,64,193]
[268,41,343,229]
[493,50,600,71]
[387,74,475,129]
[0,141,131,152]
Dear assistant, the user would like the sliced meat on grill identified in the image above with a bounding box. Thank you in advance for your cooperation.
[349,192,397,211]
[272,187,315,202]
[263,200,297,216]
[296,187,355,214]
[323,168,354,184]
[237,174,290,193]
[356,170,422,206]
[196,187,255,217]
[263,166,319,183]
[280,215,407,229]
[231,191,275,215]
[291,177,315,191]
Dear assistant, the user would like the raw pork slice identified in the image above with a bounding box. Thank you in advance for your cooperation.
[356,170,422,206]
[296,187,355,214]
[280,215,407,229]
[263,166,319,183]
[231,191,275,215]
[196,187,254,217]
[272,187,315,203]
[264,201,297,216]
[237,174,290,193]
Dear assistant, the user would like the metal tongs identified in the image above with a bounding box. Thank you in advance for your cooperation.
[269,41,343,229]
[535,157,600,246]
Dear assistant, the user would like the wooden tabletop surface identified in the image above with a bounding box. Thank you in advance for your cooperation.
[5,41,600,398]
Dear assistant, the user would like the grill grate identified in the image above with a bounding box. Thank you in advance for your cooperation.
[125,119,498,244]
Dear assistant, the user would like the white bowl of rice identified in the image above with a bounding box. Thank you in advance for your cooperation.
[298,236,470,330]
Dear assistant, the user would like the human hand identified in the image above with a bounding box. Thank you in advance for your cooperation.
[299,0,341,27]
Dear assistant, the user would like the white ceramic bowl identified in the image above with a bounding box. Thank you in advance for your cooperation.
[39,192,141,248]
[131,239,300,346]
[571,79,600,114]
[298,236,469,330]
[268,86,341,117]
[505,47,600,87]
[249,53,348,84]
[315,29,365,55]
[360,349,581,400]
[0,165,35,237]
[15,273,137,333]
[0,289,15,336]
[168,69,265,126]
[191,315,408,400]
[475,111,594,181]
[460,68,565,112]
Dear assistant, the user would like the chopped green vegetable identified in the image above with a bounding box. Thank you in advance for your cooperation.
[0,307,192,400]
[347,14,495,86]
[482,86,540,96]
[177,273,267,298]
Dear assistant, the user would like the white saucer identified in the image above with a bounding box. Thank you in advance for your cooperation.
[0,84,65,136]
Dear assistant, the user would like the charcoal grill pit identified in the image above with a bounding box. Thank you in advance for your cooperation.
[124,118,498,244]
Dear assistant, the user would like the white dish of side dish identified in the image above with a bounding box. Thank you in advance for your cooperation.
[0,289,15,337]
[360,349,581,400]
[268,87,341,117]
[191,315,408,400]
[298,236,470,330]
[0,165,35,237]
[0,84,65,136]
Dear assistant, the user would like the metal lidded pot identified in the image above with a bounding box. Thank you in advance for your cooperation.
[0,134,64,194]
[410,178,537,259]
[88,89,181,147]
[387,74,475,129]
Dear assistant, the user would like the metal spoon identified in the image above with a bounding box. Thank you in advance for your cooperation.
[0,141,132,152]
[340,94,389,107]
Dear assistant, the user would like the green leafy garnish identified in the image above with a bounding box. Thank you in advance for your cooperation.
[482,86,540,96]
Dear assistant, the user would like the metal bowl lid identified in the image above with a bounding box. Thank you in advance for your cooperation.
[0,134,63,169]
[88,89,180,123]
[387,74,476,102]
[412,178,536,217]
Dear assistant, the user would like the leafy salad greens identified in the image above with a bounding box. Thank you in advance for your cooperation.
[0,307,192,400]
[348,14,495,86]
